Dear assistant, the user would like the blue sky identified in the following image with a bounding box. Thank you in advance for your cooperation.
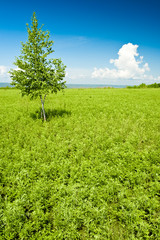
[0,0,160,85]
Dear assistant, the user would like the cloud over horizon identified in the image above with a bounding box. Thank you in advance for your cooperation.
[92,43,159,82]
[0,65,10,82]
[0,65,8,76]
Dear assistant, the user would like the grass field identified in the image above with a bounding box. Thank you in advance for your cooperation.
[0,88,160,239]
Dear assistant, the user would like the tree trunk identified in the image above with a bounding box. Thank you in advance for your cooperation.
[40,96,46,121]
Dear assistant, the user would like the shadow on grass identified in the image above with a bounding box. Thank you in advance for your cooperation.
[30,108,71,121]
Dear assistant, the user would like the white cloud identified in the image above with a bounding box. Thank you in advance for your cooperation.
[0,66,23,82]
[0,65,11,82]
[92,43,157,82]
[65,68,92,81]
[155,76,160,81]
[0,65,8,76]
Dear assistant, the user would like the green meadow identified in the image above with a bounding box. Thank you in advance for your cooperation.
[0,88,160,239]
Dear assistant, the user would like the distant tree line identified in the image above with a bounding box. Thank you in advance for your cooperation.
[127,83,160,88]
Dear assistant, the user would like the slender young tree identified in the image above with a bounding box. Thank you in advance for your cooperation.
[9,12,66,121]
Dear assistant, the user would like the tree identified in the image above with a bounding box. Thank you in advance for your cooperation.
[9,12,66,121]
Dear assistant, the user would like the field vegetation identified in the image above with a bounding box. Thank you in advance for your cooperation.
[0,88,160,239]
